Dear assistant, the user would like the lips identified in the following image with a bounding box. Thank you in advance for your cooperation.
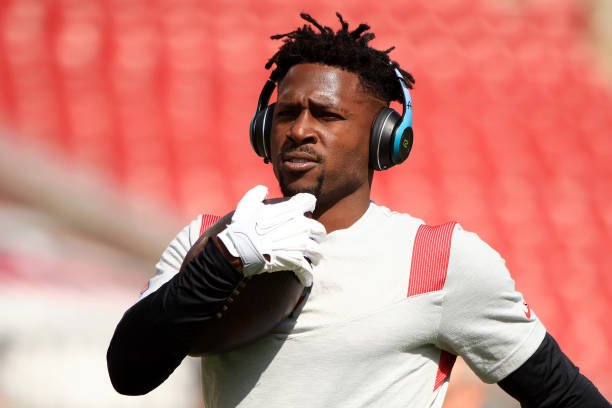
[280,151,320,172]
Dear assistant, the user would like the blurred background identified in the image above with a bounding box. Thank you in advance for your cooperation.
[0,0,611,406]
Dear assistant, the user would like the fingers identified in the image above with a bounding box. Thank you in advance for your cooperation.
[303,243,323,265]
[288,193,317,214]
[256,197,325,237]
[267,253,314,287]
[245,185,269,202]
[257,193,316,224]
[292,265,313,287]
[260,216,327,245]
[234,185,268,218]
[268,231,323,265]
[303,218,326,242]
[291,255,315,287]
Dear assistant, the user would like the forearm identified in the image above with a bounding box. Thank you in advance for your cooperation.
[498,332,610,407]
[106,239,242,395]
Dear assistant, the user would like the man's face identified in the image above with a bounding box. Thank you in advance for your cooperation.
[269,63,383,207]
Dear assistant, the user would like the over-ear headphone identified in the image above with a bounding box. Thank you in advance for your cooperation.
[369,67,414,170]
[249,79,277,163]
[249,66,413,170]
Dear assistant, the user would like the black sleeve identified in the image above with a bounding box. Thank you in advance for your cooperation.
[106,239,242,395]
[498,332,610,408]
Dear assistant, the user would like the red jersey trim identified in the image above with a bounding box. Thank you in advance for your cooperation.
[407,222,457,390]
[199,214,222,237]
[407,222,457,297]
[434,350,457,391]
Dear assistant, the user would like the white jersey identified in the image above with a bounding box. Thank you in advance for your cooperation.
[143,202,546,408]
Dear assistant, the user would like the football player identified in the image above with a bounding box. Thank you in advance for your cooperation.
[108,13,610,407]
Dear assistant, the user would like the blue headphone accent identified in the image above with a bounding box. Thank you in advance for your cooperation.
[391,67,413,164]
[250,64,414,171]
[369,65,414,170]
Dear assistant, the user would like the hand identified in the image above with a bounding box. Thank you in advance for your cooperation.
[217,185,326,287]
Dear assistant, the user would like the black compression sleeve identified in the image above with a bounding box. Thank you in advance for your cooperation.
[107,239,242,395]
[498,332,610,407]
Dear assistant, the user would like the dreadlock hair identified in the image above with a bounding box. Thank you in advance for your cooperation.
[265,12,415,105]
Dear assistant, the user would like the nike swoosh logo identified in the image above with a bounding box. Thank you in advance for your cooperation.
[523,301,531,319]
[255,221,284,236]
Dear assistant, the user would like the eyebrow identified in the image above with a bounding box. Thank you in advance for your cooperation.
[276,99,351,116]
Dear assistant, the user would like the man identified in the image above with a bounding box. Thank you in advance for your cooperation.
[107,13,610,407]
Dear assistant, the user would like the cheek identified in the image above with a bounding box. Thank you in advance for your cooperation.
[341,128,371,165]
[327,134,370,175]
[268,127,279,153]
[268,127,284,160]
[347,112,375,148]
[267,129,281,180]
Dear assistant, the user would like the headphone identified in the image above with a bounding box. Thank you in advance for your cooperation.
[250,65,413,171]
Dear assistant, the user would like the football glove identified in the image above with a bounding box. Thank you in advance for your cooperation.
[218,185,326,287]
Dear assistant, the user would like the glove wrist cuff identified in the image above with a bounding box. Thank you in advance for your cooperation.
[219,227,266,277]
[217,229,240,258]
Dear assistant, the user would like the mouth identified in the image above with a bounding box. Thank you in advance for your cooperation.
[280,151,320,172]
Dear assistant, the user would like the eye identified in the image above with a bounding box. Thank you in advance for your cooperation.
[275,109,298,120]
[315,109,344,121]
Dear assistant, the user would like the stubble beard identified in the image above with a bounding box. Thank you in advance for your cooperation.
[279,172,325,199]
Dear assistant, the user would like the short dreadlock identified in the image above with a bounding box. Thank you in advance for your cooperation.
[265,12,415,104]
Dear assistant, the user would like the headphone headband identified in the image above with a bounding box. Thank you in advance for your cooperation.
[256,79,277,111]
[390,66,413,165]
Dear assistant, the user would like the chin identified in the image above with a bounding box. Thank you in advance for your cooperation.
[279,174,324,198]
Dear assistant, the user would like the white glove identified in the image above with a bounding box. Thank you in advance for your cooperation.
[217,185,326,287]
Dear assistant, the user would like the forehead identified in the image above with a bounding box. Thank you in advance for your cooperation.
[276,63,371,106]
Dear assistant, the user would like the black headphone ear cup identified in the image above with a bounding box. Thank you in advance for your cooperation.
[370,108,401,171]
[250,103,275,159]
[250,111,265,158]
[261,103,275,160]
[397,126,413,164]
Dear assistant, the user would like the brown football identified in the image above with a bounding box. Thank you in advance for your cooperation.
[185,198,305,356]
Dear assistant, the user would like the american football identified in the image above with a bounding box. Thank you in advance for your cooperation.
[186,199,305,356]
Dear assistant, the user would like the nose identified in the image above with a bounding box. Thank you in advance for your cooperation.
[288,110,317,145]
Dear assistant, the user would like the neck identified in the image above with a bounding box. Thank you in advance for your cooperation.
[312,184,372,234]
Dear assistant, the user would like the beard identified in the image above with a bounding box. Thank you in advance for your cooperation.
[278,172,324,198]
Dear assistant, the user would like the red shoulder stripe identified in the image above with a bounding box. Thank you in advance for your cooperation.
[434,350,457,391]
[199,214,222,237]
[407,222,458,390]
[407,222,457,297]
